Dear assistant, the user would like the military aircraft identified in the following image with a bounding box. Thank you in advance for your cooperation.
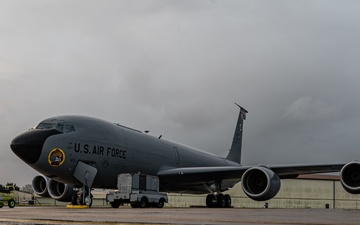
[10,104,360,207]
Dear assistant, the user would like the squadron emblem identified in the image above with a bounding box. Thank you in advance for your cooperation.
[48,148,65,167]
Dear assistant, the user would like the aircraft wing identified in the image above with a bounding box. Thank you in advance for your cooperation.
[271,163,345,178]
[157,163,345,184]
[157,166,249,184]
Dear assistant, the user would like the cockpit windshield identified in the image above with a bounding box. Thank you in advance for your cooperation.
[35,119,75,133]
[36,122,57,130]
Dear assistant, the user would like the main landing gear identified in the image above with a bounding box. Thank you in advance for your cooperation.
[206,193,232,208]
[204,183,232,208]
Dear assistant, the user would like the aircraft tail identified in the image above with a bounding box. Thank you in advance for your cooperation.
[226,103,248,164]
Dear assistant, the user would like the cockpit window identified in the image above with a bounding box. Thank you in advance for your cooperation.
[35,120,75,133]
[36,122,57,130]
[56,121,65,132]
[65,124,75,133]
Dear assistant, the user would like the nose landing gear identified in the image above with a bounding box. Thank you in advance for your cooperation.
[70,161,97,208]
[70,186,93,208]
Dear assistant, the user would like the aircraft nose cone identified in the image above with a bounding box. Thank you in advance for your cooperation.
[10,129,62,164]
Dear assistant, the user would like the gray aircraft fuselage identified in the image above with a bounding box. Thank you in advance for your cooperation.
[12,115,239,193]
[11,107,360,206]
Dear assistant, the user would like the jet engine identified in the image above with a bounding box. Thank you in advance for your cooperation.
[241,166,281,201]
[32,175,50,197]
[32,175,75,202]
[340,161,360,194]
[48,179,75,202]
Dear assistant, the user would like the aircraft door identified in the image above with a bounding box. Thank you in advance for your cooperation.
[73,161,98,187]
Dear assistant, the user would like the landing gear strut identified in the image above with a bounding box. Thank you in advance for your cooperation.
[206,194,232,208]
[71,186,93,207]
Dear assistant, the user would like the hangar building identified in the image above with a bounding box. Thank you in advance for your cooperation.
[167,175,360,209]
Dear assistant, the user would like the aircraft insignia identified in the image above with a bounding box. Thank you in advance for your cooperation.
[48,148,65,167]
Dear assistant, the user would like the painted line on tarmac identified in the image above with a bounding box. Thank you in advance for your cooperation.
[0,218,185,225]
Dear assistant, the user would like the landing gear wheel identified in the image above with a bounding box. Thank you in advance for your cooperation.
[71,192,79,205]
[217,194,226,208]
[8,199,15,208]
[206,194,216,208]
[0,202,4,208]
[77,187,93,207]
[131,203,139,208]
[139,197,148,208]
[85,195,92,207]
[224,194,232,208]
[206,194,232,208]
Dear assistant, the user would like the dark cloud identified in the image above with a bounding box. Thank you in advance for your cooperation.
[1,0,360,187]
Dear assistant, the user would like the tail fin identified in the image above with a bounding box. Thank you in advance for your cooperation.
[226,103,248,164]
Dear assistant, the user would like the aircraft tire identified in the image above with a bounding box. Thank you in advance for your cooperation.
[206,194,216,208]
[130,203,139,208]
[217,194,226,208]
[85,196,92,207]
[224,194,232,208]
[8,199,15,208]
[77,191,93,207]
[71,193,78,205]
[0,202,4,208]
[139,197,148,208]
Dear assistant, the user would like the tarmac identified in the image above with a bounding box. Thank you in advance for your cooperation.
[0,206,359,225]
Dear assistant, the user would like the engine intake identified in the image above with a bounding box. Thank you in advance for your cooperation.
[340,161,360,194]
[241,166,281,201]
[32,175,75,202]
[32,175,50,197]
[48,179,75,202]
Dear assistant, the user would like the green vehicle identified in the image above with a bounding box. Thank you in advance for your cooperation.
[0,184,16,208]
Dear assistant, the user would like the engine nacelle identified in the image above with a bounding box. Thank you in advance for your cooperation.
[48,179,75,202]
[32,175,50,197]
[340,161,360,194]
[241,166,281,201]
[32,175,75,202]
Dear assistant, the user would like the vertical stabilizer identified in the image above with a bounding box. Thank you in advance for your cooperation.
[226,103,248,164]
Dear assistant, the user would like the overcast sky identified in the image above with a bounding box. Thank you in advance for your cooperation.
[1,0,360,187]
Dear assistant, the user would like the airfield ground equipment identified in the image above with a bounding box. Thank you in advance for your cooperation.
[0,183,17,208]
[106,173,168,208]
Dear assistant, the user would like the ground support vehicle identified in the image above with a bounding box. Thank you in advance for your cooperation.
[0,186,15,208]
[106,173,168,208]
